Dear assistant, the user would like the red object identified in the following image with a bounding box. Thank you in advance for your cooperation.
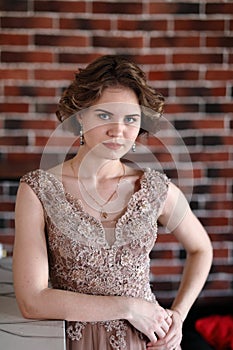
[195,315,233,350]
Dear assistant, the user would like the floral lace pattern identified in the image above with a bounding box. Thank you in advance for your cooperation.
[21,168,170,349]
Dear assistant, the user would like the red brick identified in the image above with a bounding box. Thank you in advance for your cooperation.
[35,34,88,47]
[0,136,28,146]
[165,103,199,114]
[211,265,232,274]
[199,217,229,227]
[207,135,233,146]
[193,184,226,195]
[0,202,15,211]
[166,168,203,180]
[151,36,200,48]
[0,103,28,113]
[1,16,53,29]
[128,54,166,65]
[206,3,233,15]
[34,69,74,80]
[205,103,233,114]
[5,119,58,130]
[34,1,86,13]
[1,51,53,63]
[151,265,183,276]
[223,136,233,145]
[0,236,14,245]
[7,153,43,162]
[209,233,232,242]
[0,158,41,179]
[4,85,56,97]
[230,20,233,31]
[0,69,28,80]
[205,69,233,80]
[152,152,173,163]
[208,168,233,178]
[0,33,29,46]
[93,36,144,48]
[149,70,199,81]
[193,119,225,129]
[206,201,233,210]
[176,119,225,130]
[117,19,167,31]
[206,36,233,48]
[151,281,178,292]
[145,136,180,147]
[174,19,225,31]
[176,87,226,97]
[213,248,230,259]
[0,0,27,11]
[190,152,229,162]
[229,54,233,64]
[149,2,199,14]
[35,136,79,147]
[173,53,223,64]
[36,103,57,114]
[206,280,231,290]
[59,53,105,64]
[150,250,173,259]
[60,18,111,31]
[92,2,143,14]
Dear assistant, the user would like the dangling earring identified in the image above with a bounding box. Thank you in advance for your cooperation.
[79,124,84,146]
[132,142,136,152]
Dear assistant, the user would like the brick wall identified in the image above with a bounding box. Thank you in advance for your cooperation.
[0,0,232,304]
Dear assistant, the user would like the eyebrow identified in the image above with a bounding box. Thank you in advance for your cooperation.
[95,109,114,115]
[94,108,141,117]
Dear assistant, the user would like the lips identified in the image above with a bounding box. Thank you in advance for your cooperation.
[103,142,123,150]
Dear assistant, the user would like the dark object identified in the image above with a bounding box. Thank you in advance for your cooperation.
[181,298,232,350]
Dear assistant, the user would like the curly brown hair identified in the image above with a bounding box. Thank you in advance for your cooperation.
[56,55,164,134]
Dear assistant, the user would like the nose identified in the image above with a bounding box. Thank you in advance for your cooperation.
[107,122,125,138]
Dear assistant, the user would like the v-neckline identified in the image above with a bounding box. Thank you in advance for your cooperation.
[39,168,149,248]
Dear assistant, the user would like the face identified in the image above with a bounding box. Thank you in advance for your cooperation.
[79,87,141,160]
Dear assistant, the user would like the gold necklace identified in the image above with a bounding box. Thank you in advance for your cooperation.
[71,160,125,219]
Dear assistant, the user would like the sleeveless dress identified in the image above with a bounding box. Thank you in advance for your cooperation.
[20,168,170,350]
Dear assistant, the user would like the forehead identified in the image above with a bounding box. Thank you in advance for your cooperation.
[89,87,141,115]
[97,86,138,102]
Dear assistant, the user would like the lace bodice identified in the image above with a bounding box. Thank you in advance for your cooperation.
[20,168,170,349]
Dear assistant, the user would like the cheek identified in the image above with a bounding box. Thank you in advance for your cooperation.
[83,125,106,146]
[126,125,140,140]
[83,115,104,133]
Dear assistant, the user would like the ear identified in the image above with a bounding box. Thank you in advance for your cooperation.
[76,112,83,124]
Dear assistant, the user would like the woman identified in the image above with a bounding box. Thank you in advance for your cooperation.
[13,55,213,350]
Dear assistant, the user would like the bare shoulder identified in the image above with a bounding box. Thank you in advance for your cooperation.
[123,164,143,177]
[159,182,191,232]
[16,181,43,213]
[47,160,72,178]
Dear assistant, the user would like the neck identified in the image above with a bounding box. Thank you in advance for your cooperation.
[71,149,124,181]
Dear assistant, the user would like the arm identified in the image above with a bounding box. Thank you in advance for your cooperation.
[160,183,213,320]
[147,182,213,349]
[13,182,170,343]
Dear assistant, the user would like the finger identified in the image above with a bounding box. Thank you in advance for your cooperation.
[154,332,181,350]
[154,327,166,339]
[148,331,157,344]
[161,318,171,333]
[165,315,172,326]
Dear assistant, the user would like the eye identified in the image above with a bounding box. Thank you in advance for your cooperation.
[125,116,139,124]
[98,113,111,120]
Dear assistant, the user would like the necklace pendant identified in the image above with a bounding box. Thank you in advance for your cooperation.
[101,211,108,219]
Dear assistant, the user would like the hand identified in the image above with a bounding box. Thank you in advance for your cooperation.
[127,299,172,344]
[146,309,183,350]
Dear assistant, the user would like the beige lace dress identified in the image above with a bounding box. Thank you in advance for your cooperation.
[21,168,170,350]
